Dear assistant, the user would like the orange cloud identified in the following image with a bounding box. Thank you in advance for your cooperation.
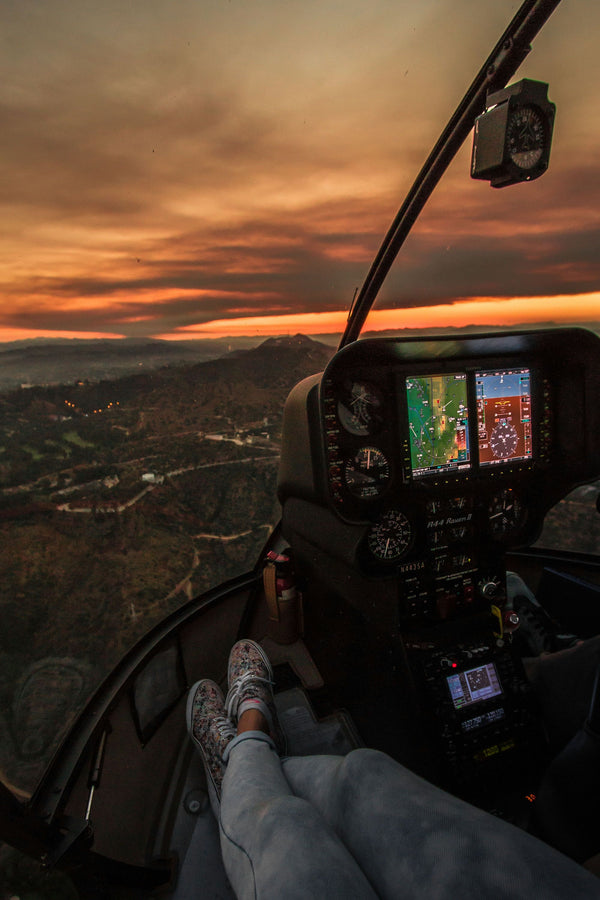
[155,292,600,340]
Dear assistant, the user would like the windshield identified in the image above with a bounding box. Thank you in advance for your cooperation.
[361,0,599,337]
[0,0,597,803]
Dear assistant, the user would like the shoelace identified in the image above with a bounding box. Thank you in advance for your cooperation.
[226,670,273,720]
[214,715,236,741]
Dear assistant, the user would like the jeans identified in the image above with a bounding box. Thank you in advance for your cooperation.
[218,735,600,899]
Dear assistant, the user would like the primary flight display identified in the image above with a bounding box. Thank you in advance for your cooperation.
[476,368,532,466]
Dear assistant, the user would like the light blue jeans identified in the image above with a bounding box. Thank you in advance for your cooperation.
[219,735,600,899]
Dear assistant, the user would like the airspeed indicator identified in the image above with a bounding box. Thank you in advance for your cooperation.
[368,510,413,561]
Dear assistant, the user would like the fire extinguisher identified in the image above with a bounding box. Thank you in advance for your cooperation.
[263,549,303,644]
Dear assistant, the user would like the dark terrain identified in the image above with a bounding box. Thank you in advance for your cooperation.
[0,334,335,797]
[0,334,327,392]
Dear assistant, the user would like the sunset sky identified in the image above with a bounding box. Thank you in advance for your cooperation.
[1,0,598,344]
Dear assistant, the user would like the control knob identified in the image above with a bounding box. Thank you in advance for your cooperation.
[479,577,503,601]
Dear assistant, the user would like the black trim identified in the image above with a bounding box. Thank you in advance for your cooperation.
[510,546,600,575]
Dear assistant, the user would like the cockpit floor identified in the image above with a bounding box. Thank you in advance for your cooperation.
[165,670,362,900]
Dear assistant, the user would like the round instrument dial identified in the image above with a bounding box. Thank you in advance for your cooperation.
[344,447,390,499]
[488,488,525,538]
[506,105,546,170]
[368,509,413,561]
[337,381,382,436]
[490,421,519,458]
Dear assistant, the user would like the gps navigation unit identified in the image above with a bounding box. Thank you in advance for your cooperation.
[406,373,470,478]
[446,662,502,711]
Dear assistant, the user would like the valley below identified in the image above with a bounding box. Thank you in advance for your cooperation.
[0,335,334,794]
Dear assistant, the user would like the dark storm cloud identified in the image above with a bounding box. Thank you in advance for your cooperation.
[3,163,599,340]
[1,0,599,339]
[379,225,600,310]
[0,191,382,316]
[0,86,293,226]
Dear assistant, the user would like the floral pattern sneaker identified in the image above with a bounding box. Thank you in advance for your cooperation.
[225,639,286,754]
[186,679,236,808]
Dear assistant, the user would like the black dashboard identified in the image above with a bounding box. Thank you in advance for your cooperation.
[278,328,600,623]
[277,328,600,794]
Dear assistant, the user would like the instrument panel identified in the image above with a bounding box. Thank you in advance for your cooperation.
[277,328,600,779]
[278,328,600,612]
[320,344,552,578]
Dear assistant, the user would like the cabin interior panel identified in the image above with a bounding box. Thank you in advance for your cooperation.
[60,588,252,868]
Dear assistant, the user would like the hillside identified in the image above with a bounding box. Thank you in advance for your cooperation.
[0,334,334,793]
[0,334,329,392]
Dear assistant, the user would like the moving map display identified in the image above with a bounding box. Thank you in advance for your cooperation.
[476,368,532,466]
[446,662,502,710]
[406,373,470,477]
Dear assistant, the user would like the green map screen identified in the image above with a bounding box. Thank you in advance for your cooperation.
[406,373,471,477]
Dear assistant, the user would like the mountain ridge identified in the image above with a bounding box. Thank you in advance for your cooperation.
[0,333,337,392]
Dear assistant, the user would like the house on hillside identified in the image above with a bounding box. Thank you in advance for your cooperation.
[141,472,164,485]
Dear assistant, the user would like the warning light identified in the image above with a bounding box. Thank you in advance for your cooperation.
[452,662,458,669]
[525,793,536,803]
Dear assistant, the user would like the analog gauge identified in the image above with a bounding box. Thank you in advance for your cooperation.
[488,488,525,538]
[368,509,413,561]
[337,381,382,436]
[490,421,519,459]
[449,524,469,542]
[427,499,443,516]
[344,447,390,499]
[506,105,546,170]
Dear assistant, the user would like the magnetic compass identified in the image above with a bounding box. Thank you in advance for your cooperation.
[471,79,555,188]
[506,105,546,170]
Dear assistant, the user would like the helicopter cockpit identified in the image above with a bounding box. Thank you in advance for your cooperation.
[277,326,600,813]
[3,0,600,895]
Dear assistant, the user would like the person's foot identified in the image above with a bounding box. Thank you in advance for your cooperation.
[512,594,579,656]
[186,679,236,810]
[225,639,286,753]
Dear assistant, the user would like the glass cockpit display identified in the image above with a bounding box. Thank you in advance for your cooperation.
[476,368,532,465]
[446,662,502,710]
[406,373,470,477]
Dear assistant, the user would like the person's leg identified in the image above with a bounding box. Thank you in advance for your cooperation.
[282,748,600,899]
[219,725,378,900]
[215,641,378,899]
[524,635,600,750]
